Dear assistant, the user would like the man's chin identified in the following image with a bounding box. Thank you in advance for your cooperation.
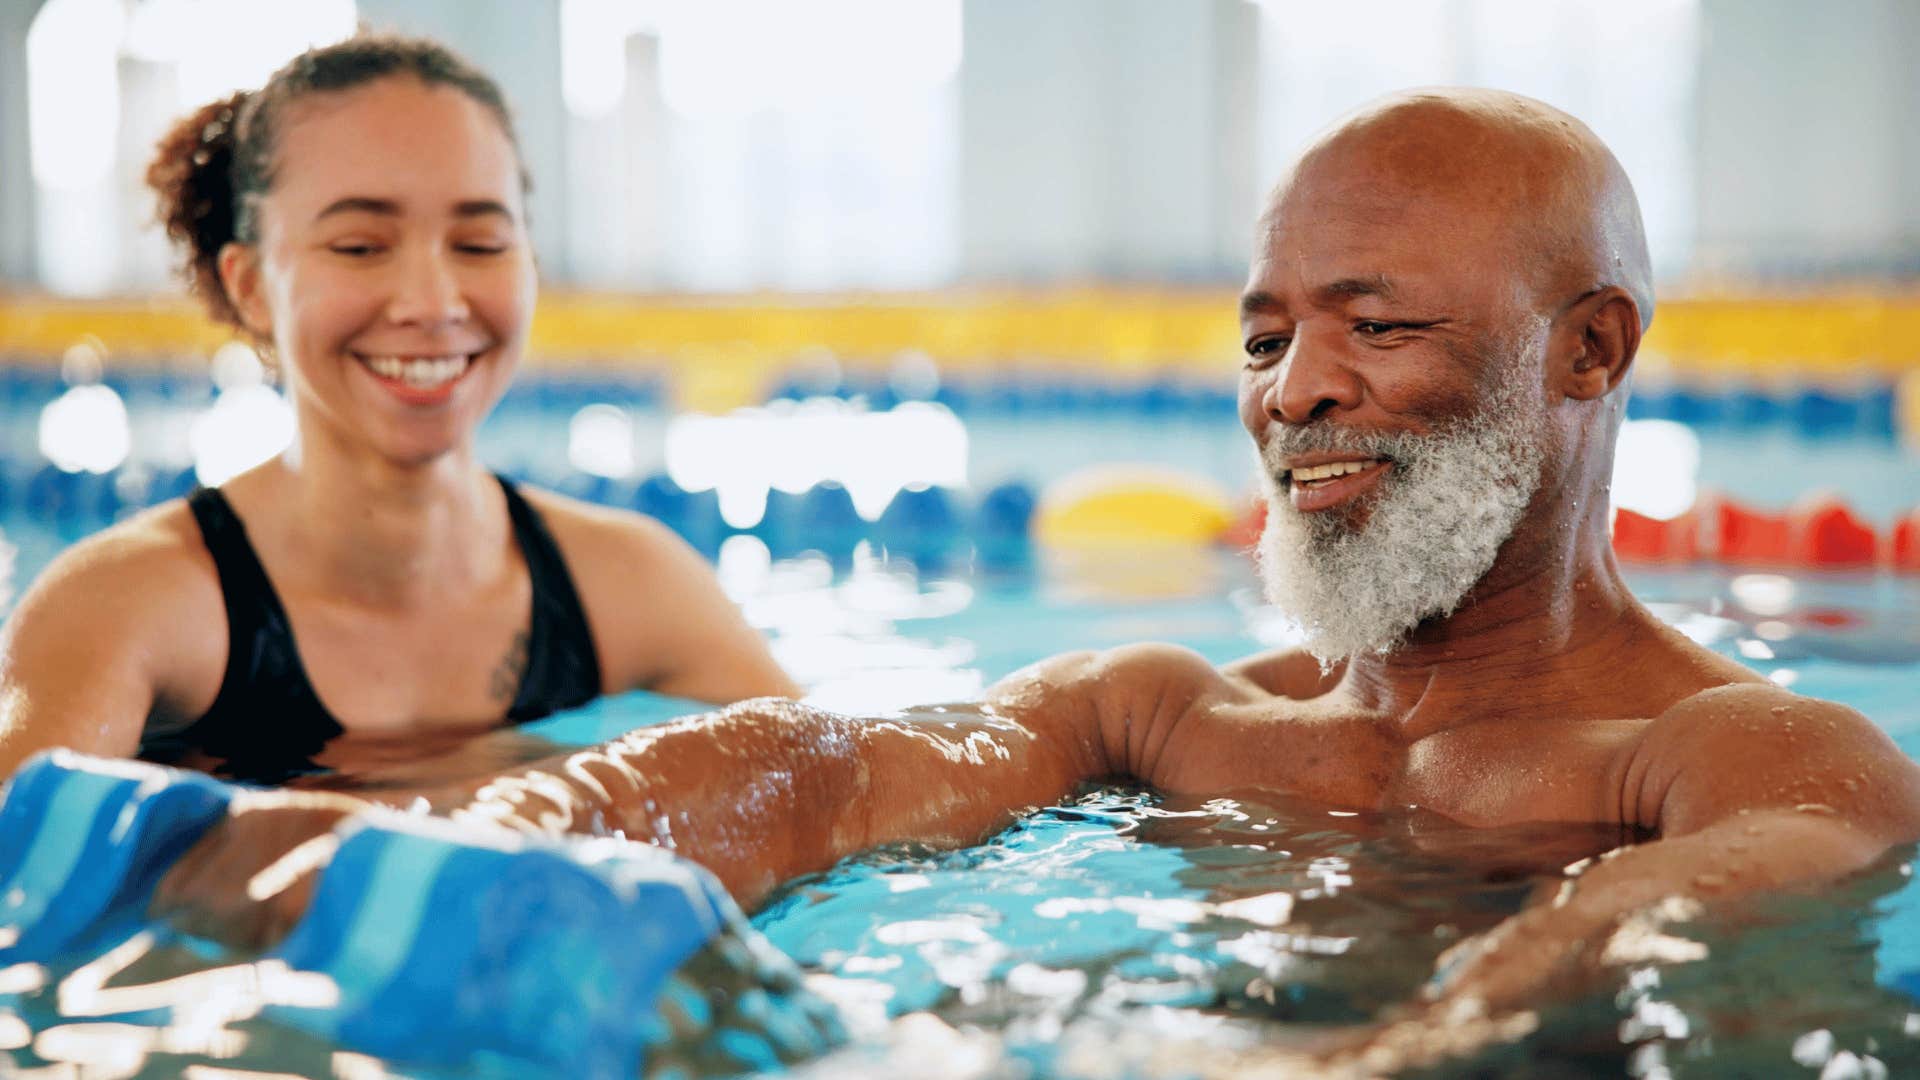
[1255,492,1463,667]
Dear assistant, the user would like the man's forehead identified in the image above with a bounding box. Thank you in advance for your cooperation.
[1247,198,1473,301]
[1264,154,1514,239]
[1245,158,1523,302]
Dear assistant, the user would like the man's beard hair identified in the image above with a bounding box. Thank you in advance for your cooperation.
[1254,341,1550,666]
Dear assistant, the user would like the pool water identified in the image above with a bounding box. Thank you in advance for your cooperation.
[3,540,1919,1077]
[2,389,1919,1076]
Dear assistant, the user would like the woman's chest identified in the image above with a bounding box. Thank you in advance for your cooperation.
[277,582,533,734]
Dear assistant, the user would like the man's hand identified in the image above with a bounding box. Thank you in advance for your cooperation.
[150,789,370,951]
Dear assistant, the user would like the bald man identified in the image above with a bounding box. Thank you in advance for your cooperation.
[155,89,1920,1063]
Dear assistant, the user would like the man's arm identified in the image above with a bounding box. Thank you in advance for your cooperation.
[158,645,1232,941]
[1307,684,1920,1074]
[439,692,1105,906]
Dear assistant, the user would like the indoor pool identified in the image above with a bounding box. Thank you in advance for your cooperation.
[1,375,1919,1078]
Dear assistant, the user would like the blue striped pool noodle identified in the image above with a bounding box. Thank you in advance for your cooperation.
[0,751,844,1075]
[267,813,842,1076]
[0,751,233,965]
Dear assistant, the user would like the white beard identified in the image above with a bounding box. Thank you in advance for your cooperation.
[1253,352,1549,665]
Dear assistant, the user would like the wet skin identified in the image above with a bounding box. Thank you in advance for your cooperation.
[155,89,1920,1060]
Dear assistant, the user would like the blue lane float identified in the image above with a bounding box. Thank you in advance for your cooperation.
[761,481,867,559]
[0,753,844,1077]
[876,483,965,564]
[974,480,1039,568]
[1626,382,1898,440]
[629,473,728,555]
[0,362,1905,436]
[24,464,123,525]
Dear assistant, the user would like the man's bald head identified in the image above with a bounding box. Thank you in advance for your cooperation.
[1266,88,1654,332]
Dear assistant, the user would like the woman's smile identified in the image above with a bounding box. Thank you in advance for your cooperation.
[351,350,485,405]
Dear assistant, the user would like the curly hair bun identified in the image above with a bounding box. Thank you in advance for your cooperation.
[146,91,251,331]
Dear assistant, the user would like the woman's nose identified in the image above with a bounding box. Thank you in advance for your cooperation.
[386,248,470,328]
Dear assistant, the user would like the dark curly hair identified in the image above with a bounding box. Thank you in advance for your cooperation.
[146,33,527,333]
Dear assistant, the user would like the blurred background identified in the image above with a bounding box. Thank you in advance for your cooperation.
[1,0,1918,638]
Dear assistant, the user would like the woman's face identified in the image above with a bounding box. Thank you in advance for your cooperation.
[221,76,534,468]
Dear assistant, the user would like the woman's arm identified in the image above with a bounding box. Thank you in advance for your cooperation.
[0,515,223,781]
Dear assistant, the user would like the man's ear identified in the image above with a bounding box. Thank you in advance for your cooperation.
[216,243,273,341]
[1557,286,1641,402]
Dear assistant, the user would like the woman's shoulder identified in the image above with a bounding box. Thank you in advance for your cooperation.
[1,498,226,695]
[509,483,776,694]
[21,499,220,608]
[512,484,702,580]
[0,499,230,767]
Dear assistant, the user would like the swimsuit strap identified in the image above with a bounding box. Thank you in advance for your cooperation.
[495,474,603,721]
[157,487,343,781]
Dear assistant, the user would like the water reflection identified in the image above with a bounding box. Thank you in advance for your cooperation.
[759,788,1920,1078]
[7,551,1920,1077]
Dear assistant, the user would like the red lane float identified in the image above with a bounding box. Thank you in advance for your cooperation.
[1712,498,1792,565]
[1611,507,1700,564]
[1613,493,1908,572]
[1786,497,1877,569]
[1895,511,1920,573]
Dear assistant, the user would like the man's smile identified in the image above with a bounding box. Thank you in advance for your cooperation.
[1284,455,1391,512]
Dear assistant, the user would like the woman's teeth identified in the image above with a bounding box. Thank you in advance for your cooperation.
[1291,459,1378,486]
[362,355,471,389]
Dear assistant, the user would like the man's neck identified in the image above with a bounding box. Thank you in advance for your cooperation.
[1339,520,1661,741]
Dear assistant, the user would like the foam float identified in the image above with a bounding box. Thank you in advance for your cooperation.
[1035,466,1235,547]
[0,752,843,1077]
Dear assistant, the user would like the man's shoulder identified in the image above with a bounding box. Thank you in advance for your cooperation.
[1632,681,1920,840]
[1650,681,1861,736]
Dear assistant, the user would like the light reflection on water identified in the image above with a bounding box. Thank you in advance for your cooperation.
[762,787,1920,1079]
[4,553,1920,1076]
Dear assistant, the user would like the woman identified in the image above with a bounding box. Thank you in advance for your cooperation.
[0,34,797,786]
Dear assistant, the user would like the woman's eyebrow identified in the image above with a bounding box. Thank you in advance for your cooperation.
[314,196,398,222]
[452,199,515,221]
[311,197,514,222]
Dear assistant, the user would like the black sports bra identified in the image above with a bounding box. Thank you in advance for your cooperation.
[139,476,602,783]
